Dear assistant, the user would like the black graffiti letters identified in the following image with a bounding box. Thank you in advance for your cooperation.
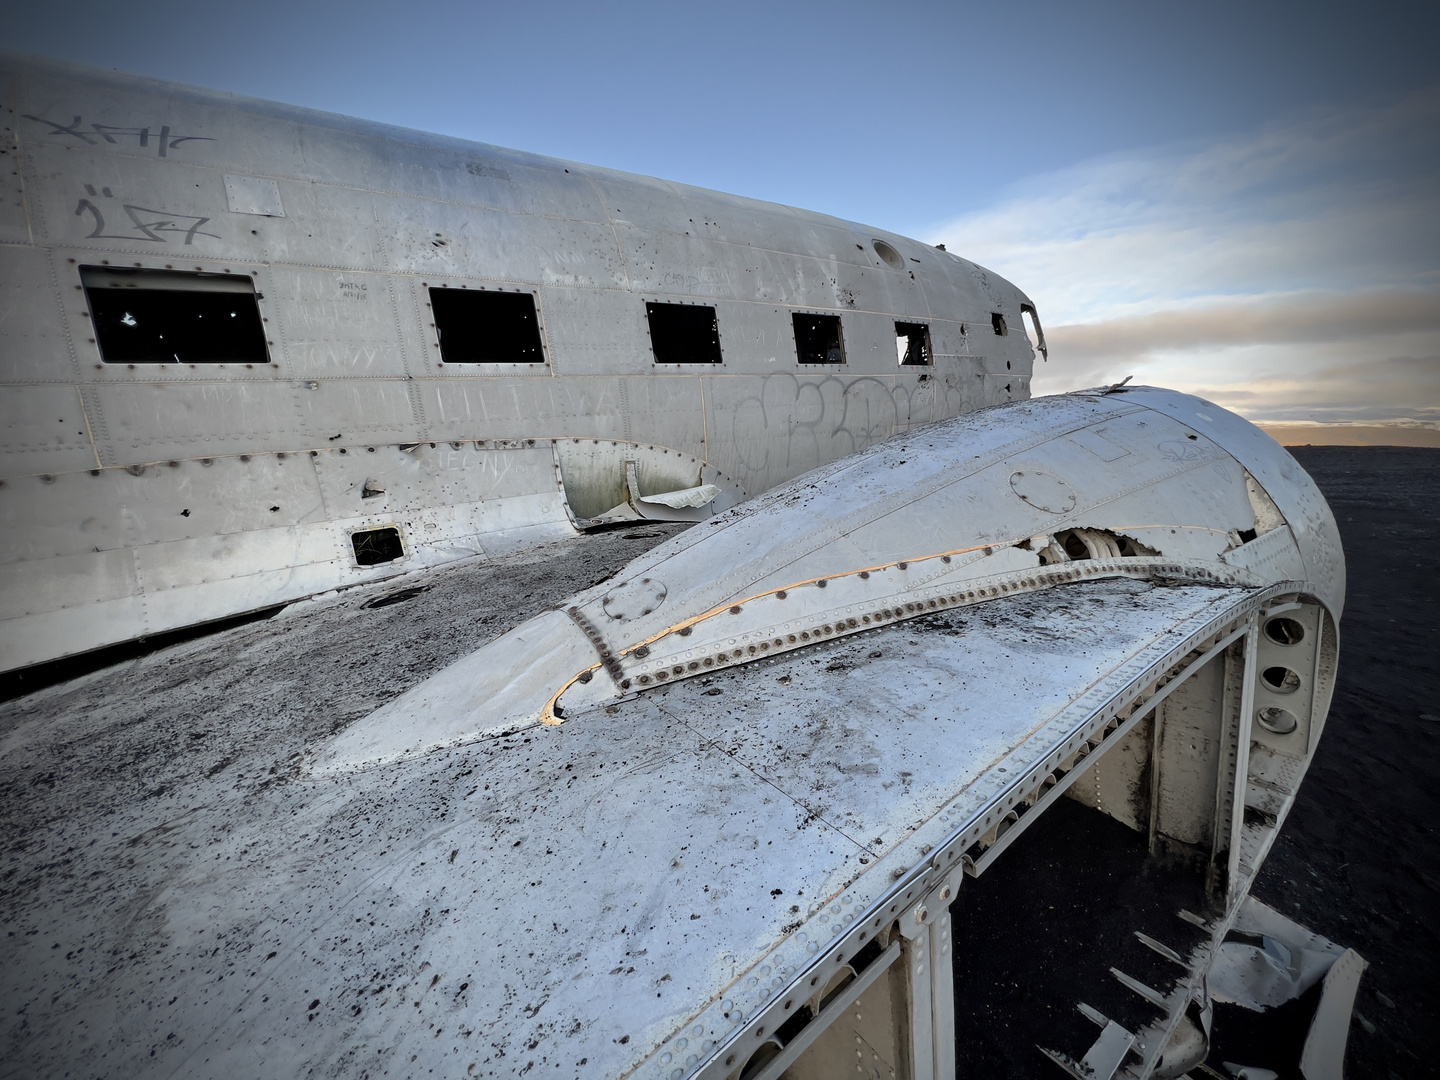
[75,199,219,245]
[24,114,214,157]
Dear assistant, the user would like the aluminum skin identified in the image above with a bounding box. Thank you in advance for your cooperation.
[0,389,1345,1079]
[0,51,1040,673]
[312,387,1337,1079]
[324,386,1342,771]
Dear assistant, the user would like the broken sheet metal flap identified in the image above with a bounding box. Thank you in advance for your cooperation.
[639,483,720,509]
[1298,948,1368,1080]
[1208,896,1346,1012]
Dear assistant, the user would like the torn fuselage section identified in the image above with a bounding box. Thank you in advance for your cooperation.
[1026,527,1158,563]
[954,585,1345,1079]
[552,438,745,527]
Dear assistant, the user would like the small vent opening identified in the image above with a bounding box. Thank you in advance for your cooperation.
[646,302,722,364]
[352,527,404,566]
[895,321,932,366]
[792,312,845,365]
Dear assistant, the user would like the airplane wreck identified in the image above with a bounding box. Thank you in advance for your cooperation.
[0,52,1358,1080]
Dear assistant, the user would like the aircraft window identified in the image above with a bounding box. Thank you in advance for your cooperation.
[81,266,268,364]
[895,321,932,366]
[991,312,1008,335]
[351,526,404,566]
[792,312,845,365]
[646,302,722,364]
[430,288,544,363]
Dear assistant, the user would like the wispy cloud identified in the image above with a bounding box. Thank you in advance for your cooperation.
[931,87,1440,425]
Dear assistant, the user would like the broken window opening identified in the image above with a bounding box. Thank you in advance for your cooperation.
[430,288,544,363]
[1020,302,1048,360]
[792,312,845,365]
[895,321,931,366]
[646,302,722,364]
[351,526,404,566]
[81,266,267,364]
[991,311,1008,336]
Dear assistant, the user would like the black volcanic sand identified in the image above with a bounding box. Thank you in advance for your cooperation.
[950,447,1440,1079]
[950,797,1215,1075]
[1255,447,1440,1080]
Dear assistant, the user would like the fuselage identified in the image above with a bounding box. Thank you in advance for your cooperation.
[0,52,1041,673]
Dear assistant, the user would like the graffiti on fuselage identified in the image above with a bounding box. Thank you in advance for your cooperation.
[23,113,215,156]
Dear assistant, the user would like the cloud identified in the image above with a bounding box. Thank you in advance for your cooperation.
[928,86,1440,425]
[1028,326,1440,425]
[1045,289,1440,363]
[1193,352,1440,424]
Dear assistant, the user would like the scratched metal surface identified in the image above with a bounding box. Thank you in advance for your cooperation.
[0,574,1252,1080]
[0,51,1040,671]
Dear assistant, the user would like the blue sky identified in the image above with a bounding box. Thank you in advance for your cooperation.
[4,0,1437,426]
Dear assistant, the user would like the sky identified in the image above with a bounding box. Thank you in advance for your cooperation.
[3,0,1437,433]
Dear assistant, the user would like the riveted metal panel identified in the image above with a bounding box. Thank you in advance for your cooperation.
[0,589,146,669]
[417,377,629,442]
[0,66,32,245]
[0,247,74,383]
[223,173,283,217]
[267,267,405,378]
[0,385,98,477]
[0,545,137,622]
[297,379,418,444]
[533,285,651,377]
[91,380,306,463]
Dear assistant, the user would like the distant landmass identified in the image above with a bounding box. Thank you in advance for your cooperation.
[1257,423,1440,447]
